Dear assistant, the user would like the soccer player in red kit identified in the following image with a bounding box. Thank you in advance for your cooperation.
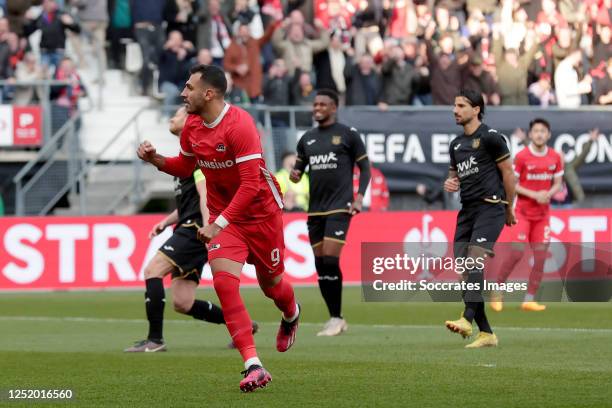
[137,65,299,392]
[491,118,563,312]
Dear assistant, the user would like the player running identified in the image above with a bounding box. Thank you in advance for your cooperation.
[126,107,256,353]
[443,89,516,348]
[137,65,299,392]
[290,89,370,336]
[491,119,567,312]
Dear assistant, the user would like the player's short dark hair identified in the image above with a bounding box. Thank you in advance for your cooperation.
[316,88,339,106]
[458,89,485,120]
[189,64,227,95]
[529,117,551,131]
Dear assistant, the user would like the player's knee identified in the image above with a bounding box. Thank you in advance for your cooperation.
[172,297,193,314]
[144,264,163,280]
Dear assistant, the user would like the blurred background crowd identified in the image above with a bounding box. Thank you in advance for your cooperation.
[0,0,610,113]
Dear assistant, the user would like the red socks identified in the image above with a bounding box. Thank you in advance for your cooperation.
[213,272,257,362]
[262,277,297,321]
[527,249,547,296]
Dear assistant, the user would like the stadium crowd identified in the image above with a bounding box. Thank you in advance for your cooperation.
[0,0,610,111]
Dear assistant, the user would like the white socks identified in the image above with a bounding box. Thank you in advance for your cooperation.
[283,303,300,323]
[245,357,262,370]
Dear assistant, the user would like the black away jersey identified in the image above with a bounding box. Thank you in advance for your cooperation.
[449,123,510,204]
[296,122,368,215]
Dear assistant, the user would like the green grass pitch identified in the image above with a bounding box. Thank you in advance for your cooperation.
[1,287,610,407]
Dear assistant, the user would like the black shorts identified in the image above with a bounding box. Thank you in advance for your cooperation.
[453,202,506,258]
[158,224,208,283]
[307,212,352,247]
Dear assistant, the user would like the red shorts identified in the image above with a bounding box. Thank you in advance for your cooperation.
[208,211,285,278]
[510,212,550,244]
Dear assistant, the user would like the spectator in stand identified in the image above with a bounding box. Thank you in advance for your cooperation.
[353,165,390,212]
[351,0,391,58]
[555,48,592,108]
[194,47,212,65]
[224,71,249,104]
[275,151,309,212]
[223,19,278,103]
[263,58,291,106]
[528,72,556,106]
[272,16,330,76]
[130,0,165,95]
[291,69,316,125]
[315,0,354,34]
[14,52,44,105]
[492,24,539,105]
[594,57,612,105]
[424,22,462,105]
[592,23,611,72]
[158,30,194,117]
[460,54,500,105]
[23,0,81,74]
[466,0,497,18]
[51,56,86,116]
[195,0,231,66]
[387,0,416,39]
[378,43,416,108]
[263,58,292,165]
[163,0,197,44]
[291,70,316,106]
[313,30,349,101]
[72,0,109,81]
[6,0,36,37]
[344,52,381,106]
[0,18,13,80]
[7,32,27,71]
[107,0,132,70]
[551,24,581,74]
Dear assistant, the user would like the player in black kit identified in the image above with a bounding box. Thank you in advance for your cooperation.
[290,89,371,336]
[125,107,256,352]
[443,89,516,348]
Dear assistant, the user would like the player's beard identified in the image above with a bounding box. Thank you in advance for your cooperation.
[184,98,202,115]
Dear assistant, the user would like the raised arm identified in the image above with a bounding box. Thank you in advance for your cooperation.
[137,140,196,178]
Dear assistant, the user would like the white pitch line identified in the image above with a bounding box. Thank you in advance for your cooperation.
[1,316,611,334]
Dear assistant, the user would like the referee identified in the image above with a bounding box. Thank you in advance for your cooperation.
[290,89,371,336]
[443,89,517,348]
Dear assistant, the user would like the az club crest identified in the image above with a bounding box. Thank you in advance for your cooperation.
[472,138,480,149]
[332,135,342,145]
[216,143,226,152]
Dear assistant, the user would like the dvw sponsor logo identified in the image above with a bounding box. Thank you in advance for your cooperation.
[309,152,338,165]
[457,156,477,172]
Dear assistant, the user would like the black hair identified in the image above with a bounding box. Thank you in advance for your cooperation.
[189,64,227,95]
[316,88,339,106]
[457,89,485,120]
[529,117,551,131]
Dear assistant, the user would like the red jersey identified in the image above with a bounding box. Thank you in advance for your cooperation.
[514,145,564,220]
[163,104,283,226]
